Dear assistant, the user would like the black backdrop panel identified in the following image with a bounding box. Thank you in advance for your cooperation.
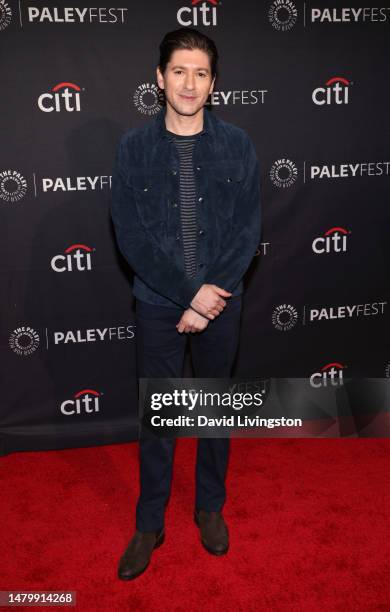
[1,1,389,454]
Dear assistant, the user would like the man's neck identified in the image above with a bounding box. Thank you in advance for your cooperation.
[164,105,204,136]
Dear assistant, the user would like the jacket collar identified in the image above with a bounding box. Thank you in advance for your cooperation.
[153,105,217,141]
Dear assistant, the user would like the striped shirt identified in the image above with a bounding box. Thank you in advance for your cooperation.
[166,129,203,278]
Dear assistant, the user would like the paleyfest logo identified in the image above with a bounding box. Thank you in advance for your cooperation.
[133,83,164,116]
[26,6,128,23]
[9,326,40,356]
[0,170,27,202]
[312,76,352,105]
[270,159,298,188]
[310,7,390,24]
[0,0,11,30]
[38,82,83,113]
[268,0,298,31]
[177,0,219,27]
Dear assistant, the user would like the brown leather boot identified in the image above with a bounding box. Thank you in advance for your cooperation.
[194,510,229,555]
[118,528,165,580]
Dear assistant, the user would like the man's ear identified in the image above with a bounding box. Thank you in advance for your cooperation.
[156,66,165,90]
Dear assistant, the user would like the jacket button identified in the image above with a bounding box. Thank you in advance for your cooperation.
[172,169,178,176]
[196,165,202,171]
[176,233,180,240]
[172,201,178,208]
[198,229,204,236]
[227,177,232,182]
[199,263,204,268]
[198,196,203,202]
[143,186,149,191]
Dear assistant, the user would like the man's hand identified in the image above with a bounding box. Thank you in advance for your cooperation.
[176,308,210,334]
[190,284,232,320]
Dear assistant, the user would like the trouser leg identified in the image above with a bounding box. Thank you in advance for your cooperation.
[135,299,186,532]
[190,296,242,512]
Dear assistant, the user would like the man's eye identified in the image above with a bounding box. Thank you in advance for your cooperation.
[175,70,183,75]
[198,73,207,78]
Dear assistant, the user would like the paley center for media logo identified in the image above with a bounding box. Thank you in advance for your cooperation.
[270,159,298,188]
[177,0,219,27]
[38,82,84,113]
[268,0,298,31]
[9,326,40,356]
[312,76,352,106]
[272,304,299,331]
[60,389,102,416]
[0,170,27,202]
[51,244,95,273]
[133,83,164,116]
[0,0,11,31]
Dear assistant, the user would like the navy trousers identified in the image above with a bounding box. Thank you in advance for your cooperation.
[134,295,242,532]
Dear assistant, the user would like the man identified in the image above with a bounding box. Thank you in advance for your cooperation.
[111,27,261,580]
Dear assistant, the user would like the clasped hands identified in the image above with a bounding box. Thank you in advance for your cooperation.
[176,284,232,334]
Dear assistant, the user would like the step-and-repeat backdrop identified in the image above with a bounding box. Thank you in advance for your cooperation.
[1,1,389,454]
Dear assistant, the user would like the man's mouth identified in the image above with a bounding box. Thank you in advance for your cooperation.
[179,94,197,100]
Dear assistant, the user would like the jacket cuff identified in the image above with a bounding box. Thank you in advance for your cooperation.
[177,277,204,310]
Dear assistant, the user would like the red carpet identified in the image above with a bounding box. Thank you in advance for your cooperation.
[1,438,389,611]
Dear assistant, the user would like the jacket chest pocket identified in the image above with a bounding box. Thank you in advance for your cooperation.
[126,169,167,230]
[208,161,245,220]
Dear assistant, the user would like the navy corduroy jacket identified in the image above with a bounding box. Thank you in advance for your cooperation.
[111,107,261,310]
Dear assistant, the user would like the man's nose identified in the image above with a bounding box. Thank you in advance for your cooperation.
[184,73,195,90]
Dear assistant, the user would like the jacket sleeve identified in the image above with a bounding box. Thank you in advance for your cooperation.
[203,133,261,292]
[110,135,204,309]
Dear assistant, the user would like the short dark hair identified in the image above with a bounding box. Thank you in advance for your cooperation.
[158,27,218,79]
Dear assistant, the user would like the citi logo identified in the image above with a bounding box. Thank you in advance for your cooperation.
[312,227,349,254]
[51,244,94,272]
[38,82,83,113]
[177,0,219,27]
[312,77,352,105]
[310,362,346,388]
[60,389,102,416]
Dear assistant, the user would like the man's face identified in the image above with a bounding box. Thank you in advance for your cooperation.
[156,48,215,117]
